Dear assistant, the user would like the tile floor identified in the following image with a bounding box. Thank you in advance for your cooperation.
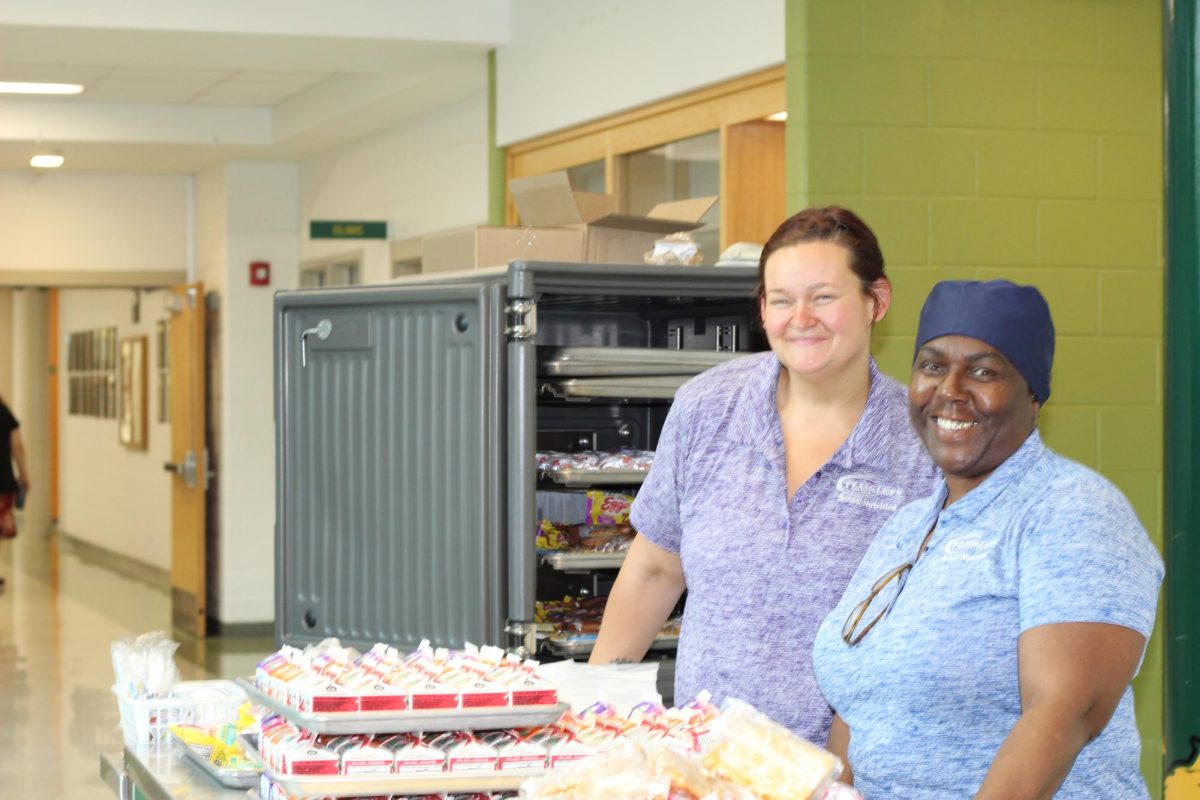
[0,526,271,798]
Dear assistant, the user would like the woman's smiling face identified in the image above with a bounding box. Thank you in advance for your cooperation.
[909,335,1040,503]
[759,240,886,379]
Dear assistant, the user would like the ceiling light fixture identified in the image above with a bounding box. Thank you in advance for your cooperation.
[766,111,788,122]
[0,81,84,95]
[31,153,65,169]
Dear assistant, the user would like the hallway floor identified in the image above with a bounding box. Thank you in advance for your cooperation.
[0,527,271,798]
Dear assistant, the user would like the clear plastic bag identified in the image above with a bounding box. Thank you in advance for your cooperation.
[644,233,703,266]
[700,698,842,800]
[111,630,180,698]
[521,739,750,800]
[520,741,672,799]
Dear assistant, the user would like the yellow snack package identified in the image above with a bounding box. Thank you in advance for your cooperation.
[169,724,222,759]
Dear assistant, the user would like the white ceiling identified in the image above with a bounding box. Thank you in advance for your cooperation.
[0,5,506,173]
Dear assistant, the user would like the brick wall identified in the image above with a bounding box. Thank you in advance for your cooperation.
[787,0,1164,792]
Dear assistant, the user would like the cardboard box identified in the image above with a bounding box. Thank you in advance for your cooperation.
[510,171,717,265]
[419,171,717,272]
[421,225,584,274]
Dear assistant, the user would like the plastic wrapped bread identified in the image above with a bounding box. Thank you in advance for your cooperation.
[700,699,842,800]
[519,741,672,799]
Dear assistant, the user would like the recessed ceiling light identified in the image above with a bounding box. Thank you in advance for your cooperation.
[31,154,65,169]
[0,81,84,95]
[766,111,788,122]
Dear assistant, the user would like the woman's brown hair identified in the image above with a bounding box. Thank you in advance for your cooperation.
[757,206,887,304]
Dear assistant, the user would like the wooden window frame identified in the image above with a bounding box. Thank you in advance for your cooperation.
[505,66,785,252]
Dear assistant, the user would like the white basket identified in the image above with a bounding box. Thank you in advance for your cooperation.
[114,679,246,748]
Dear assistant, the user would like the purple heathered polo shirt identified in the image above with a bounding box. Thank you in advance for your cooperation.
[631,351,939,743]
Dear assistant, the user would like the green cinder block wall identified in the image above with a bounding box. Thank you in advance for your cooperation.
[786,0,1165,794]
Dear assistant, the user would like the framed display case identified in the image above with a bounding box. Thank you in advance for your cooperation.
[119,336,148,450]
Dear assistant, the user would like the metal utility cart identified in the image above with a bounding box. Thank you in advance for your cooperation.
[273,261,760,658]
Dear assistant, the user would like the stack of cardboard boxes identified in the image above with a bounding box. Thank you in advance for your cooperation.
[422,171,716,274]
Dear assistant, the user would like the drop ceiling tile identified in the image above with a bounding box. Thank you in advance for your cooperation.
[0,63,110,84]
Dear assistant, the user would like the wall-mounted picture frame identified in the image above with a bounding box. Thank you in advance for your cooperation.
[119,336,148,450]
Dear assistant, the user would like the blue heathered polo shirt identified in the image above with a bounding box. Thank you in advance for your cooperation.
[631,352,939,743]
[812,429,1163,799]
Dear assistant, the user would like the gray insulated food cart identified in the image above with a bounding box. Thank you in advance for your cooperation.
[274,260,761,658]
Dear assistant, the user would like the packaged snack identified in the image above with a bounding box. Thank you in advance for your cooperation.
[428,731,499,773]
[536,519,579,551]
[379,733,447,774]
[586,491,634,526]
[478,730,548,772]
[700,698,841,800]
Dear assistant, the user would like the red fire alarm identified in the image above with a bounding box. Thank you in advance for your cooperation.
[249,261,271,286]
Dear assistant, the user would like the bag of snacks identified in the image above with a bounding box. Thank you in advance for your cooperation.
[701,698,842,800]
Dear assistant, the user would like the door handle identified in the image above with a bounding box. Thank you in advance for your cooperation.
[300,319,332,367]
[163,451,198,489]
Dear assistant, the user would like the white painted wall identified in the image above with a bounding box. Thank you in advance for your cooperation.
[215,163,300,623]
[0,290,12,400]
[11,290,50,545]
[300,91,489,284]
[57,289,172,568]
[496,0,785,145]
[0,173,188,273]
[195,167,228,297]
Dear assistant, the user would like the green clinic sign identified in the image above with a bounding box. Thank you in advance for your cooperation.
[310,220,388,239]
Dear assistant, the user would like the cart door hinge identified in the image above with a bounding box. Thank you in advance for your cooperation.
[505,299,537,340]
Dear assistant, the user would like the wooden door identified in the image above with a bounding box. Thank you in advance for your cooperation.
[166,282,207,635]
[722,119,786,250]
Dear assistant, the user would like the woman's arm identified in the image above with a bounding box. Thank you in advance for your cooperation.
[589,534,685,664]
[10,428,29,492]
[826,713,854,786]
[974,622,1146,800]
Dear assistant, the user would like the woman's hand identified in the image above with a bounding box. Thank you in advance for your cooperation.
[974,622,1147,800]
[589,534,686,665]
[826,713,854,786]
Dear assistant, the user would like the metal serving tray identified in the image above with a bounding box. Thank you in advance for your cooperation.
[238,678,567,735]
[170,729,260,789]
[541,551,628,571]
[262,766,540,798]
[540,346,738,376]
[546,634,679,658]
[543,468,647,487]
[541,375,687,400]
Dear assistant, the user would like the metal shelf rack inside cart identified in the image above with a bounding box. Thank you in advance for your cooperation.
[273,262,761,693]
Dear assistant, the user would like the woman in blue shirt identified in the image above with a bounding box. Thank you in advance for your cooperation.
[812,280,1162,799]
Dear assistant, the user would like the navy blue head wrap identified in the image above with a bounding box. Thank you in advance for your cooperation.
[914,280,1055,402]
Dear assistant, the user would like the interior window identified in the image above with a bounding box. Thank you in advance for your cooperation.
[567,160,606,194]
[622,131,720,265]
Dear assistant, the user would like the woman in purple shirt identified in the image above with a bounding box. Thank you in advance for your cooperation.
[590,207,938,743]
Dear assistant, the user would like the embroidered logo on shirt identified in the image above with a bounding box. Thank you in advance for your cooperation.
[942,532,998,561]
[835,474,905,511]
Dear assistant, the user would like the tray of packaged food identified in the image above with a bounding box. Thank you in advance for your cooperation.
[540,375,687,400]
[170,727,262,789]
[539,346,738,376]
[541,551,628,571]
[542,468,647,487]
[237,678,568,736]
[260,766,538,798]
